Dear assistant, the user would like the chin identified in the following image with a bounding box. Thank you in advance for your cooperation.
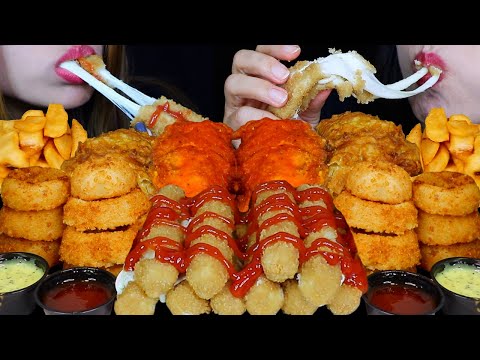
[53,87,95,110]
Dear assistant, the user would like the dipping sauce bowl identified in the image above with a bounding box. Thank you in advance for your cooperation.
[362,270,444,315]
[0,252,49,315]
[431,257,480,315]
[35,267,116,315]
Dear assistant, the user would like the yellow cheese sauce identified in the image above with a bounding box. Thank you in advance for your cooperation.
[0,259,44,293]
[435,263,480,298]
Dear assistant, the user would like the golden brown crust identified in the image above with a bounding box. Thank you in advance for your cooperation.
[210,284,246,315]
[412,171,480,216]
[0,233,60,267]
[351,229,421,271]
[1,167,70,211]
[59,225,138,268]
[416,210,480,246]
[63,188,151,231]
[419,239,480,271]
[345,161,413,204]
[165,281,211,315]
[281,279,318,315]
[70,154,138,201]
[334,190,418,234]
[0,206,64,241]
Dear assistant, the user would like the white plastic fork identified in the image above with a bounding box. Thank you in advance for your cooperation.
[316,51,441,99]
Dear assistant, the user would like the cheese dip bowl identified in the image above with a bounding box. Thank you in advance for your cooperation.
[431,257,480,315]
[0,252,49,315]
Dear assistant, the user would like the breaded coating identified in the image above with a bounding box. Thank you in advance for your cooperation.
[0,206,64,241]
[59,225,137,268]
[0,233,60,267]
[281,279,318,315]
[420,239,480,271]
[327,284,363,315]
[1,166,70,211]
[134,258,179,299]
[298,256,342,307]
[210,284,246,315]
[417,210,480,246]
[186,254,230,300]
[156,184,186,202]
[63,188,151,231]
[317,112,422,196]
[114,282,157,315]
[351,229,421,271]
[261,241,299,283]
[244,275,284,315]
[143,224,185,244]
[166,281,211,315]
[70,154,137,201]
[196,200,235,221]
[334,191,418,235]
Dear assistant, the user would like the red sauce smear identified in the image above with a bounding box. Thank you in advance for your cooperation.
[367,284,437,315]
[149,102,186,128]
[126,181,367,297]
[42,281,112,313]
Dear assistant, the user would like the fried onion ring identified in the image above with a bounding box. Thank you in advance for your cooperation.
[419,239,480,271]
[0,233,60,267]
[412,171,480,216]
[63,188,151,231]
[345,161,412,204]
[59,224,138,268]
[1,167,69,211]
[70,154,137,201]
[416,210,480,246]
[334,190,418,234]
[0,206,64,241]
[351,229,421,271]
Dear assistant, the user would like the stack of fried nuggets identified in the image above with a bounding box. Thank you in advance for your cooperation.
[60,153,151,274]
[413,171,480,271]
[0,167,69,266]
[334,161,421,272]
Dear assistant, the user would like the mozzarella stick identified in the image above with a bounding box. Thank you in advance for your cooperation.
[166,280,211,315]
[281,279,318,315]
[210,282,246,315]
[244,275,284,315]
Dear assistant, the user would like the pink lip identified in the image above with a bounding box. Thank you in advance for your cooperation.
[55,45,97,84]
[414,51,446,86]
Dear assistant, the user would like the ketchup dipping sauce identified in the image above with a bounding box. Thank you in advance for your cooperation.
[363,270,444,315]
[35,267,116,315]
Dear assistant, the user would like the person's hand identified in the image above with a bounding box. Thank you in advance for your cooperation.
[223,45,332,130]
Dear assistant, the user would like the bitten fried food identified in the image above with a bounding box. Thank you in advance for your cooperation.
[317,111,422,196]
[152,120,236,198]
[234,118,328,212]
[412,171,480,216]
[1,167,70,211]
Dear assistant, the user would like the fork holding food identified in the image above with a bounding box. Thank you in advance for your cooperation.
[223,45,443,130]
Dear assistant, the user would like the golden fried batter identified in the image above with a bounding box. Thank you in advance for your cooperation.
[0,234,60,267]
[317,112,422,196]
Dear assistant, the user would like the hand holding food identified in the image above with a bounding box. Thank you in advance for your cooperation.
[223,45,332,130]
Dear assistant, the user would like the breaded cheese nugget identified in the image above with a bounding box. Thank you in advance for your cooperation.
[327,284,363,315]
[70,154,137,201]
[210,284,246,315]
[165,281,211,315]
[345,161,413,204]
[114,282,157,315]
[281,279,318,315]
[1,167,70,211]
[244,275,284,315]
[134,258,180,299]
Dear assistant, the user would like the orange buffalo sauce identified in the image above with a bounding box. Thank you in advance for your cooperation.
[124,181,367,297]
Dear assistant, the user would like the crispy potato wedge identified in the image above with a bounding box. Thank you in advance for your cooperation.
[425,108,449,142]
[44,104,68,138]
[54,133,73,160]
[448,134,475,154]
[424,144,450,172]
[18,130,45,151]
[447,119,479,137]
[421,138,440,166]
[43,139,65,169]
[0,131,29,168]
[21,110,45,120]
[14,116,46,132]
[406,123,422,149]
[70,119,88,157]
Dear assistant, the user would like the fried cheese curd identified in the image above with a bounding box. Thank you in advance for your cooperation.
[234,118,328,212]
[152,120,236,198]
[316,112,422,196]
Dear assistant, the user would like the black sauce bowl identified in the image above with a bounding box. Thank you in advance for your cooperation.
[362,270,445,315]
[34,267,116,315]
[0,252,49,315]
[431,257,480,315]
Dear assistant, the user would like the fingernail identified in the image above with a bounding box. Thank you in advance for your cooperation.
[269,88,288,105]
[283,45,300,54]
[271,63,290,81]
